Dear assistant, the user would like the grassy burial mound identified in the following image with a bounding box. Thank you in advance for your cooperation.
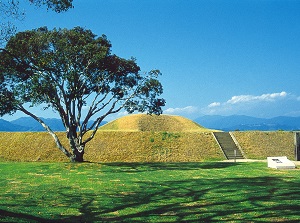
[0,114,296,162]
[0,115,222,162]
[85,131,222,162]
[85,115,223,162]
[99,114,214,132]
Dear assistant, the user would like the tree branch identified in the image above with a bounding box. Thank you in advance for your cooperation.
[17,105,72,159]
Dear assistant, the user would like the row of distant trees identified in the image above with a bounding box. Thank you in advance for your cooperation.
[0,0,165,162]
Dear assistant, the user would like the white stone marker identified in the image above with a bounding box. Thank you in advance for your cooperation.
[267,156,296,169]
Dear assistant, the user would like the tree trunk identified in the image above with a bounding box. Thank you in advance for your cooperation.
[71,148,84,162]
[66,124,83,162]
[68,134,85,162]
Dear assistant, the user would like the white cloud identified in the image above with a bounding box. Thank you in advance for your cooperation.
[203,91,297,117]
[164,106,198,114]
[82,91,298,121]
[208,102,221,108]
[227,91,287,104]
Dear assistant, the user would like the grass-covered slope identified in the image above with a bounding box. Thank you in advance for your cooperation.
[0,115,222,162]
[85,131,222,162]
[233,131,295,160]
[0,131,222,162]
[0,132,69,162]
[0,114,296,162]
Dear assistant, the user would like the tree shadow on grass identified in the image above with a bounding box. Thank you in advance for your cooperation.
[102,162,241,173]
[1,163,300,222]
[0,209,57,223]
[89,177,300,222]
[58,176,300,222]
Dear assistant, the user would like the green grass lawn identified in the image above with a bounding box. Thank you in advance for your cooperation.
[0,162,299,222]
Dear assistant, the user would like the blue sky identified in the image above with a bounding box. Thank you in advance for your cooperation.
[3,0,300,121]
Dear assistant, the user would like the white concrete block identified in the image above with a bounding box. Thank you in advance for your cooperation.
[267,156,296,169]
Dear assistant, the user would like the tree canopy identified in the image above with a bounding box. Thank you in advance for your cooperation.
[29,0,74,12]
[0,0,73,45]
[0,27,165,161]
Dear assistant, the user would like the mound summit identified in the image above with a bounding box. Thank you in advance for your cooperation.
[100,114,214,132]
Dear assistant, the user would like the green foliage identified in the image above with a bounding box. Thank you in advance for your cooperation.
[1,162,300,222]
[161,131,180,140]
[31,0,74,13]
[0,0,73,46]
[0,26,165,117]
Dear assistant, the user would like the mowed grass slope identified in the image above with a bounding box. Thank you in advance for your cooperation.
[99,114,214,132]
[233,131,295,160]
[85,131,222,162]
[0,115,222,162]
[0,132,70,162]
[0,114,296,162]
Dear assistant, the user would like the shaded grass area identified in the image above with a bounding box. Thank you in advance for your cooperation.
[1,162,300,222]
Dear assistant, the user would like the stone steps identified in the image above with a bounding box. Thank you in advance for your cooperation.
[213,132,244,160]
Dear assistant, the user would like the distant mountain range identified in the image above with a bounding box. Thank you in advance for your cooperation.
[194,115,300,131]
[1,115,300,132]
[0,117,107,132]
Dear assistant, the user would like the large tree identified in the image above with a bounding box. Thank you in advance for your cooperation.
[1,0,73,45]
[0,27,165,162]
